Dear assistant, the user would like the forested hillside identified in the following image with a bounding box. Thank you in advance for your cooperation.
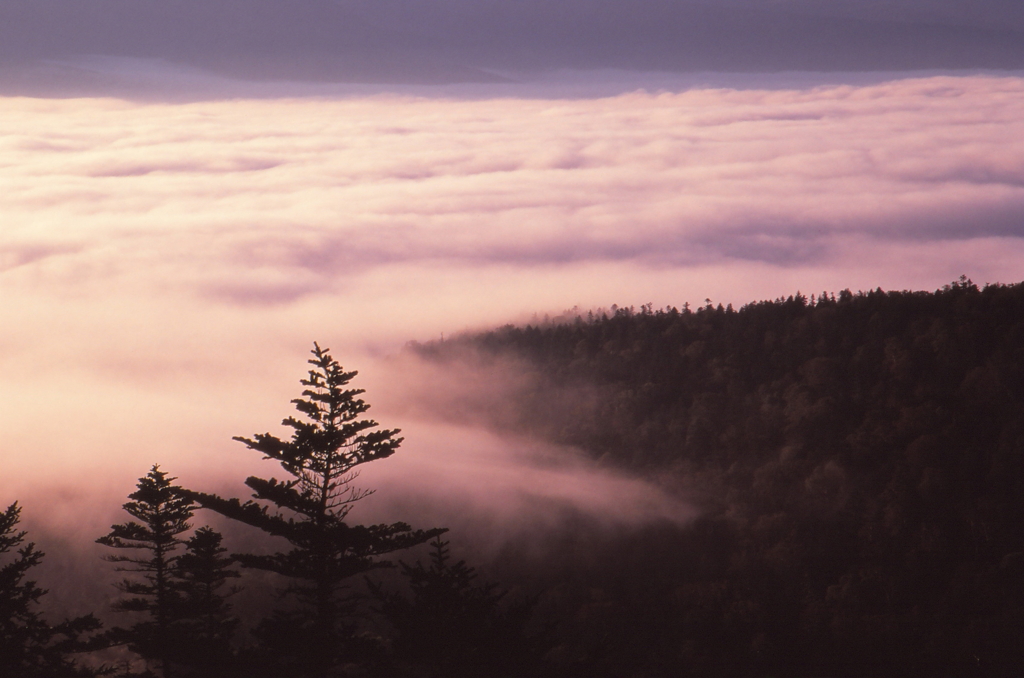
[410,277,1024,677]
[4,279,1023,677]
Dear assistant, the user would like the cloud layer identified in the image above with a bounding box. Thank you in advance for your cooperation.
[2,75,1023,540]
[4,77,1023,301]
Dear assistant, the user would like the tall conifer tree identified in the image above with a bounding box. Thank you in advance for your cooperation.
[186,343,445,676]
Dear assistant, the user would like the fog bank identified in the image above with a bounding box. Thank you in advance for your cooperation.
[2,75,1023,558]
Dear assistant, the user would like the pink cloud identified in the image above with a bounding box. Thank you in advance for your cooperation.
[2,75,1024,543]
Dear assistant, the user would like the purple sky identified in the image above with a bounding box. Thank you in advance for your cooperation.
[1,0,1024,88]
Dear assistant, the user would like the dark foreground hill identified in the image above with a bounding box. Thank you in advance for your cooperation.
[410,278,1024,677]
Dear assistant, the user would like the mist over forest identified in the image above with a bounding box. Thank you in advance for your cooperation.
[4,278,1024,677]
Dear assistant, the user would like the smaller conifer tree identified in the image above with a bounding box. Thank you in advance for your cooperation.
[173,527,240,677]
[97,466,195,678]
[371,537,542,678]
[1,502,106,677]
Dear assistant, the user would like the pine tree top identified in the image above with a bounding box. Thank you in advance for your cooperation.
[231,343,403,521]
[96,465,195,570]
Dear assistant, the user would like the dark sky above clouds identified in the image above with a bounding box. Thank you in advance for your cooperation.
[2,1,1024,84]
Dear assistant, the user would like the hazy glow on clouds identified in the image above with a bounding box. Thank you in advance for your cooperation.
[2,75,1024,532]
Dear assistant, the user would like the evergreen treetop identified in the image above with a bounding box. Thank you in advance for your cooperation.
[232,341,404,523]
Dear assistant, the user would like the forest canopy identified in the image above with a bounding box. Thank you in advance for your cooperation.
[406,277,1024,677]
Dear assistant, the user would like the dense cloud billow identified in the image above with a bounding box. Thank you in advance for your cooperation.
[1,0,1024,89]
[1,74,1023,566]
[3,77,1023,306]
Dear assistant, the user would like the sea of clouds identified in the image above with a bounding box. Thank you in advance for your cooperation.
[2,75,1024,551]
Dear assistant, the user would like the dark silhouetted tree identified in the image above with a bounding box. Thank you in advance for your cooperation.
[370,537,543,678]
[97,467,195,678]
[173,527,240,678]
[1,502,106,678]
[186,343,446,677]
